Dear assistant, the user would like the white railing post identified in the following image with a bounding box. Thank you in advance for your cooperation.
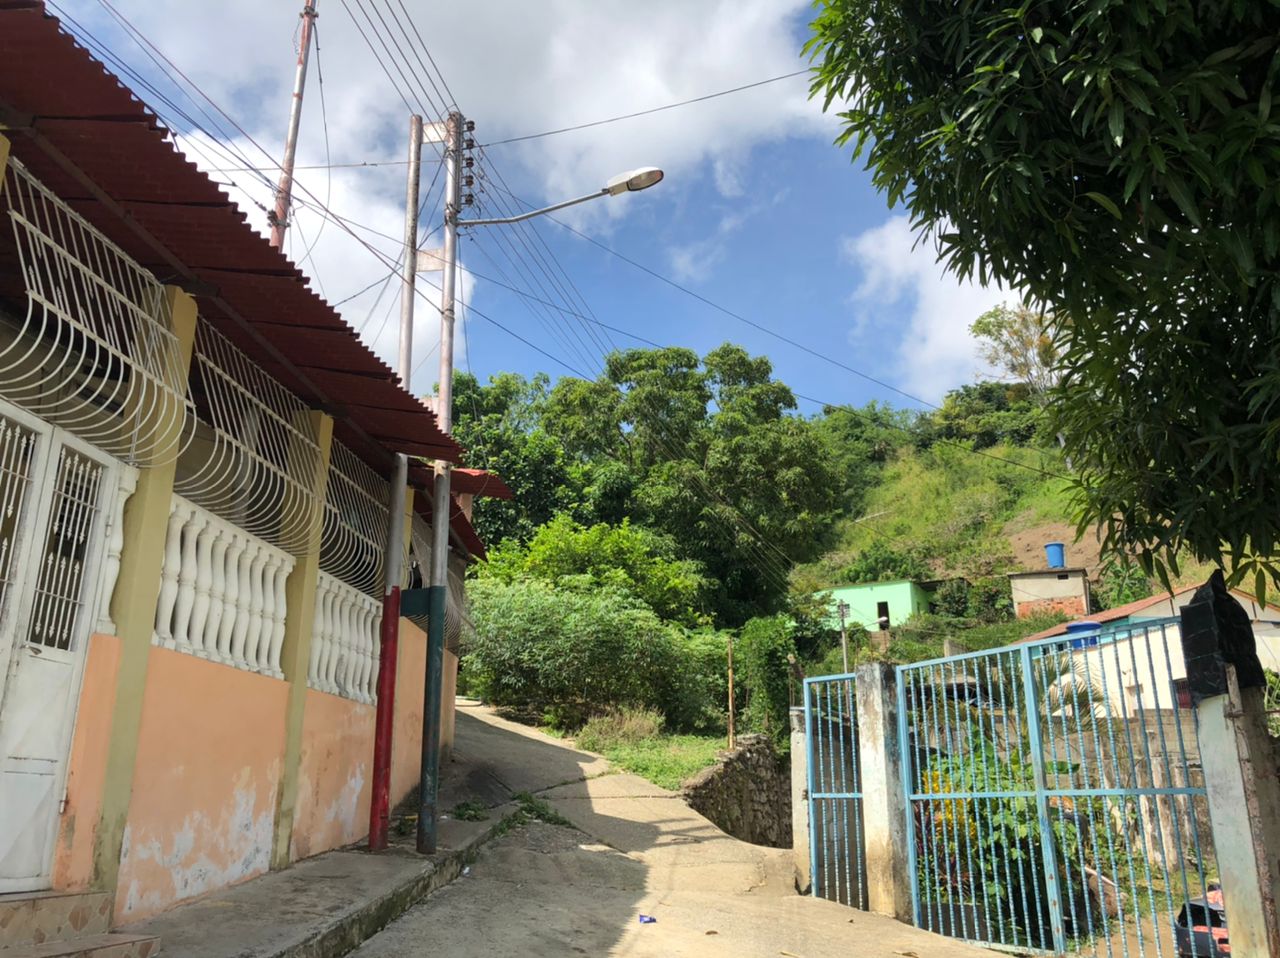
[205,525,230,663]
[189,515,215,658]
[153,499,188,648]
[266,554,288,677]
[96,468,137,635]
[171,506,205,651]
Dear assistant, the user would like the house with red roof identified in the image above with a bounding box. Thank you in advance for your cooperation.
[0,1,510,942]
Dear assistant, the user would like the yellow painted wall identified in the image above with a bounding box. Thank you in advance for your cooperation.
[114,647,288,924]
[52,634,121,891]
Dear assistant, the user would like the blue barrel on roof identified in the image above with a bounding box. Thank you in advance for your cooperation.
[1065,620,1101,648]
[1045,541,1066,569]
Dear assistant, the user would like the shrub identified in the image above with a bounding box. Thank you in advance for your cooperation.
[736,615,798,744]
[575,707,664,752]
[464,578,728,732]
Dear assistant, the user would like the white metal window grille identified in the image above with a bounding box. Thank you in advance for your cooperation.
[0,418,39,620]
[175,323,323,555]
[0,159,190,465]
[29,448,104,652]
[320,441,389,597]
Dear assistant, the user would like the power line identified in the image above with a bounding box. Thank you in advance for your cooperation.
[478,69,810,147]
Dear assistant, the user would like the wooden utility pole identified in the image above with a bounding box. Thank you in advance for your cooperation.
[270,0,318,251]
[838,599,851,673]
[727,632,736,749]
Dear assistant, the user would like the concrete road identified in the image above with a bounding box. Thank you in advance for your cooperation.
[352,703,990,958]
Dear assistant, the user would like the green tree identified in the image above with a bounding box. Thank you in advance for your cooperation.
[924,382,1043,450]
[807,0,1280,594]
[838,540,929,584]
[735,615,798,745]
[451,371,568,545]
[970,305,1061,398]
[481,514,710,627]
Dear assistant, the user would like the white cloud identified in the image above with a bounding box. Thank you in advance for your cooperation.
[841,216,1005,402]
[62,0,833,381]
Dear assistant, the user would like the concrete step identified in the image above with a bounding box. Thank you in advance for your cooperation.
[0,892,112,949]
[0,933,160,957]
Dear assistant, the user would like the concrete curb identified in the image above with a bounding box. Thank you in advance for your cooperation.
[264,801,521,958]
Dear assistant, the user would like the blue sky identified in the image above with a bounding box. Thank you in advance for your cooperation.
[56,0,1005,415]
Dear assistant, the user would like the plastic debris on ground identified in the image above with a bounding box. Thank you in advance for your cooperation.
[638,915,656,924]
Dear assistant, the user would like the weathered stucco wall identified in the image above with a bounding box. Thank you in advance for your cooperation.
[390,618,427,804]
[682,734,791,848]
[291,689,374,860]
[115,646,288,924]
[52,633,120,891]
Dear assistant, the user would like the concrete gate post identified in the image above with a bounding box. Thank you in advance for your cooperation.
[854,662,912,922]
[1181,579,1280,957]
[790,706,811,894]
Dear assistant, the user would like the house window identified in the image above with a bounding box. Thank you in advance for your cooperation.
[877,600,890,630]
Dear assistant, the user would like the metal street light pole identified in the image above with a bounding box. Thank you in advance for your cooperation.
[414,124,663,854]
[416,110,462,855]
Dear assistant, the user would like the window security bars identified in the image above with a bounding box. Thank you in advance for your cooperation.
[897,620,1216,956]
[1,160,190,465]
[0,417,38,622]
[320,441,389,597]
[29,448,104,652]
[408,510,470,650]
[175,324,323,555]
[804,672,868,910]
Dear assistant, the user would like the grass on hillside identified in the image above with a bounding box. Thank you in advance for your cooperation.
[567,708,724,791]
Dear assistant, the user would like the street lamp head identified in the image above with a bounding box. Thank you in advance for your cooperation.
[605,166,665,196]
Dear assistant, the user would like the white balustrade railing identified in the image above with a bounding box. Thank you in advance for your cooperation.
[153,494,294,677]
[95,466,138,635]
[308,570,380,703]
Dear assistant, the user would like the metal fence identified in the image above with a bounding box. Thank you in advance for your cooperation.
[804,673,867,909]
[897,619,1217,956]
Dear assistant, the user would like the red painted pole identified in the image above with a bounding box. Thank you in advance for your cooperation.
[369,584,401,850]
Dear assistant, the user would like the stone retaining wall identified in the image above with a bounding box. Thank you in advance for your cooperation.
[681,734,791,848]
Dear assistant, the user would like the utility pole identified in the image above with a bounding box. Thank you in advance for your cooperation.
[368,114,422,852]
[418,111,462,855]
[838,599,851,673]
[269,0,318,251]
[727,633,736,749]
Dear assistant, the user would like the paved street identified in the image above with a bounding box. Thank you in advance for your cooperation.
[352,702,988,958]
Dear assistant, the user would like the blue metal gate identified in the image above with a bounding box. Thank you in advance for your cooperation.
[804,672,868,909]
[897,619,1218,956]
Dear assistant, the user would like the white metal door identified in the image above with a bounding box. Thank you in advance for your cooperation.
[0,407,114,892]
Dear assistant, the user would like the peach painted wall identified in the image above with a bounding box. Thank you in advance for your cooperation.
[288,616,428,863]
[52,633,121,891]
[290,689,373,860]
[115,647,288,924]
[390,617,426,803]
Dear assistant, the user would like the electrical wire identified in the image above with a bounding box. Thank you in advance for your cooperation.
[478,70,810,147]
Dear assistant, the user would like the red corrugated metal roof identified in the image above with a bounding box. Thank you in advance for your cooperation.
[0,1,461,466]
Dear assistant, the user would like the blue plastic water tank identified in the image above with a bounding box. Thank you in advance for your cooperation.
[1044,541,1066,569]
[1065,620,1101,649]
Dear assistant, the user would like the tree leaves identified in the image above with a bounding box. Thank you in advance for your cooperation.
[807,0,1280,590]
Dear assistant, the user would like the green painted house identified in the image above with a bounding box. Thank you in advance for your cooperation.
[822,580,933,632]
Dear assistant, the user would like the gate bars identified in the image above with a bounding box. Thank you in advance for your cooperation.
[897,619,1216,956]
[804,672,868,910]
